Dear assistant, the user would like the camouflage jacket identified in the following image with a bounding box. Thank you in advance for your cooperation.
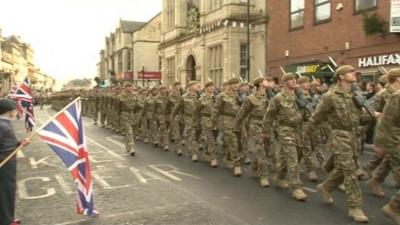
[215,91,241,130]
[154,94,171,117]
[173,92,199,126]
[194,93,216,129]
[307,84,371,133]
[237,92,268,128]
[374,90,400,149]
[143,95,157,118]
[372,84,397,113]
[263,87,303,130]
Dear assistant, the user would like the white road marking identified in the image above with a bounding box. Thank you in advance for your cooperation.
[148,164,201,181]
[105,136,125,148]
[85,137,124,160]
[18,177,56,200]
[54,174,73,195]
[17,150,25,158]
[29,156,57,169]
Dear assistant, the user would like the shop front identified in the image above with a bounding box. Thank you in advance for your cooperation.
[284,61,335,84]
[355,53,400,83]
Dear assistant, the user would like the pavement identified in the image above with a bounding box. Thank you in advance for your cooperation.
[11,106,398,225]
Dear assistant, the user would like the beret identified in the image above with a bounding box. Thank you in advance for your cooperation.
[0,99,17,115]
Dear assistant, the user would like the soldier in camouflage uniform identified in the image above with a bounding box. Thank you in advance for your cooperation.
[305,65,373,223]
[134,88,146,141]
[173,81,200,161]
[99,90,107,128]
[154,85,170,151]
[374,68,400,225]
[195,81,217,167]
[89,87,100,125]
[366,69,400,198]
[143,87,159,144]
[168,82,184,155]
[237,76,270,187]
[263,73,307,201]
[297,76,318,182]
[215,77,242,176]
[238,81,251,164]
[105,87,114,129]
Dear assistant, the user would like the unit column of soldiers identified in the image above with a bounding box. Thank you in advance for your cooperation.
[48,66,400,225]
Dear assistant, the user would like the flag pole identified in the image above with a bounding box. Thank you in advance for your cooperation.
[0,97,81,169]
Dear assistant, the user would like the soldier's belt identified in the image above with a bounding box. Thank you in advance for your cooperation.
[201,113,212,118]
[331,126,356,132]
[221,112,236,118]
[184,112,194,117]
[279,122,299,128]
[250,115,264,120]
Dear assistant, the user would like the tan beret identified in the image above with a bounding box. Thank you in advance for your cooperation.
[379,74,388,84]
[204,81,214,88]
[187,80,199,87]
[335,65,355,77]
[281,73,296,82]
[297,76,310,84]
[388,68,400,81]
[228,77,240,85]
[253,77,265,86]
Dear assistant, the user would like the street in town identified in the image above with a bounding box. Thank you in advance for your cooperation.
[12,106,398,225]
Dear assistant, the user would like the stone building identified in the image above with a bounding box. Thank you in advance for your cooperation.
[159,0,267,88]
[98,15,162,85]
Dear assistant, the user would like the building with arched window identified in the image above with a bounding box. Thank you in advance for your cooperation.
[160,0,267,88]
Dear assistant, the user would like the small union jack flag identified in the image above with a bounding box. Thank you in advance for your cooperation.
[8,77,32,104]
[38,98,98,217]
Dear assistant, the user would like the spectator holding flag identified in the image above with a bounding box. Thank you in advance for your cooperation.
[0,98,30,225]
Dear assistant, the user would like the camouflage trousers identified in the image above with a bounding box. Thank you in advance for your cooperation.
[201,128,216,161]
[276,126,302,190]
[298,127,315,173]
[267,130,281,171]
[186,126,199,156]
[372,156,399,184]
[239,123,250,159]
[322,130,362,209]
[169,117,182,153]
[222,129,240,167]
[249,120,269,178]
[100,108,107,126]
[311,127,326,168]
[384,146,400,212]
[90,104,98,123]
[156,115,169,148]
[120,112,134,151]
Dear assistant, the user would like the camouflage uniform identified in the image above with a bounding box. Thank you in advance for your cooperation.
[143,89,158,144]
[168,88,183,154]
[215,79,242,175]
[120,91,142,155]
[306,84,372,211]
[365,85,398,183]
[173,87,199,159]
[98,90,107,127]
[195,88,217,165]
[375,89,400,220]
[237,80,270,185]
[89,90,99,124]
[154,87,170,150]
[263,86,304,194]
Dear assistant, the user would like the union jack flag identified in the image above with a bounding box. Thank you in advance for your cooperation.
[8,82,24,119]
[38,98,98,217]
[8,77,32,104]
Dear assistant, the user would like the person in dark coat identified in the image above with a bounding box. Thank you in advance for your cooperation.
[0,98,29,225]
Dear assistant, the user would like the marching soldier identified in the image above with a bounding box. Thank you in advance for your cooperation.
[237,76,270,187]
[238,81,251,164]
[215,77,242,176]
[366,68,400,197]
[168,81,184,155]
[89,87,100,125]
[374,68,400,225]
[263,73,307,201]
[195,80,218,167]
[154,85,170,151]
[143,87,159,145]
[297,76,318,182]
[305,65,373,222]
[173,81,200,161]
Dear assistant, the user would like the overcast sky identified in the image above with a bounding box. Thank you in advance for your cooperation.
[0,0,161,89]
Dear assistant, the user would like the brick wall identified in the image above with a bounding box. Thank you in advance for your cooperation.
[266,0,400,78]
